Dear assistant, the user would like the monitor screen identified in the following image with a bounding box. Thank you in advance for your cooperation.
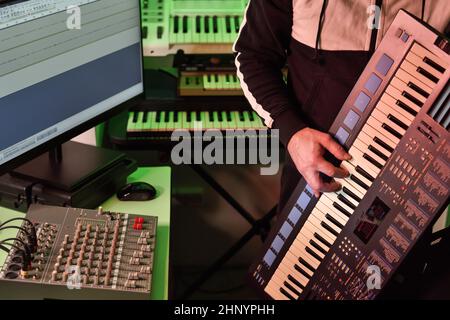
[0,0,143,168]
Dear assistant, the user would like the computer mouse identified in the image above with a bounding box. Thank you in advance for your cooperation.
[117,182,157,201]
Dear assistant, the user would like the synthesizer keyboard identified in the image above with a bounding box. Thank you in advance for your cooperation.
[250,10,450,300]
[0,204,157,299]
[141,0,248,56]
[179,73,242,96]
[127,109,266,137]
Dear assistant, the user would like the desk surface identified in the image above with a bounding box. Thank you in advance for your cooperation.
[0,166,171,300]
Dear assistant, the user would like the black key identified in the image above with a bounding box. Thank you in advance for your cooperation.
[195,16,201,33]
[337,194,356,210]
[155,111,161,123]
[225,16,231,33]
[417,67,439,83]
[356,165,375,182]
[182,16,188,33]
[305,246,323,261]
[164,111,170,122]
[208,111,214,122]
[157,26,163,39]
[363,153,383,169]
[186,112,191,122]
[239,111,245,122]
[368,145,389,162]
[373,137,394,153]
[204,16,210,33]
[280,287,295,300]
[382,123,403,139]
[299,256,316,272]
[320,221,339,237]
[143,112,148,123]
[173,16,179,33]
[196,111,201,122]
[313,233,331,250]
[218,111,223,122]
[284,281,302,296]
[132,112,138,123]
[226,112,232,122]
[325,213,344,229]
[309,239,328,255]
[234,16,240,33]
[174,112,179,123]
[387,114,408,130]
[402,91,423,107]
[212,16,218,33]
[142,26,148,39]
[249,112,255,121]
[288,274,305,290]
[333,202,352,218]
[294,264,312,279]
[407,81,429,98]
[342,186,362,203]
[350,174,369,190]
[396,100,418,116]
[423,57,445,73]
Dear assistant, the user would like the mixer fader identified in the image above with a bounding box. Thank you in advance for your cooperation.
[0,204,157,299]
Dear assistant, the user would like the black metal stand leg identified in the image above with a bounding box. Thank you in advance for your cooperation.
[179,205,278,300]
[190,164,257,226]
[179,164,278,299]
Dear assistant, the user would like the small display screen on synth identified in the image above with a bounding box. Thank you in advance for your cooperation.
[354,197,390,243]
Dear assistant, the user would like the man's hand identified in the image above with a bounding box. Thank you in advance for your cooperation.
[287,128,352,198]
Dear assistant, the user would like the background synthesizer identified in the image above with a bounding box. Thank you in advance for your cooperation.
[141,0,249,56]
[250,10,450,300]
[0,204,157,299]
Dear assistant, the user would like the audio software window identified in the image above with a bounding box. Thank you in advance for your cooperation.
[0,0,143,164]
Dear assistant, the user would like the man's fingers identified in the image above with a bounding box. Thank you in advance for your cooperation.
[320,134,351,161]
[317,159,350,178]
[304,171,342,197]
[320,180,342,193]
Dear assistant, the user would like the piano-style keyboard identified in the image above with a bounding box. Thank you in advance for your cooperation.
[127,110,266,136]
[141,0,248,56]
[179,73,242,96]
[250,10,450,300]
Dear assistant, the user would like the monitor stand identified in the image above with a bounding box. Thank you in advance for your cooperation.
[11,141,135,193]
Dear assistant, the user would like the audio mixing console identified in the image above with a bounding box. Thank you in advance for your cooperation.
[0,204,157,299]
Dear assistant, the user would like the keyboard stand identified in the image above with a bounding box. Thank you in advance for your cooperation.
[179,164,277,299]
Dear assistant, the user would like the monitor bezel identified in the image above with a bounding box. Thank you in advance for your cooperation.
[0,0,145,176]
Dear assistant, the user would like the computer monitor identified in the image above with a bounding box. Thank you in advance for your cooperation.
[0,0,144,176]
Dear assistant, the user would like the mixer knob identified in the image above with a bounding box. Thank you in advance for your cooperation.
[140,266,151,274]
[62,272,68,282]
[51,270,57,281]
[141,245,151,252]
[132,251,144,258]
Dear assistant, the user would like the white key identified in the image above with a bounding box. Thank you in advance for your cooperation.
[360,122,397,150]
[406,51,444,80]
[265,282,289,300]
[316,199,349,225]
[396,68,433,95]
[287,240,320,269]
[400,59,437,90]
[341,160,375,188]
[366,116,401,145]
[304,218,337,243]
[385,85,422,113]
[302,220,335,244]
[372,109,407,136]
[410,43,449,69]
[321,192,354,219]
[390,76,427,104]
[376,99,414,124]
[347,146,381,178]
[352,137,387,168]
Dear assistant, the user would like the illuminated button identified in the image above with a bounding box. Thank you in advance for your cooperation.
[365,73,383,94]
[354,92,371,112]
[335,127,350,144]
[376,54,394,76]
[344,110,360,130]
